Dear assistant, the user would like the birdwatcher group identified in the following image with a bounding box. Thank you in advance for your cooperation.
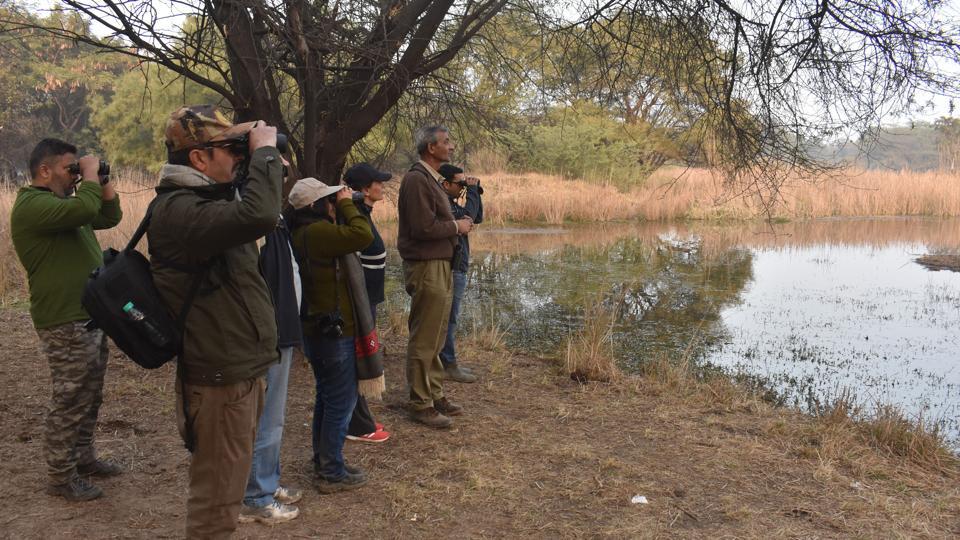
[9,104,486,538]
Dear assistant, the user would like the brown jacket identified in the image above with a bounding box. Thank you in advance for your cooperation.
[397,162,458,261]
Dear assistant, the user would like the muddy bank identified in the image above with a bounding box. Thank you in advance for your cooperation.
[917,254,960,272]
[0,306,957,539]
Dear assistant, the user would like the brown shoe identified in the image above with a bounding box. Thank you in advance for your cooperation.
[434,397,464,417]
[410,407,453,428]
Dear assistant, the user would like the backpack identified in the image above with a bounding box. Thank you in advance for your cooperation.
[82,194,207,369]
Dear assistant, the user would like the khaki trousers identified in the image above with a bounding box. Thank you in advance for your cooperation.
[176,376,265,540]
[403,259,453,410]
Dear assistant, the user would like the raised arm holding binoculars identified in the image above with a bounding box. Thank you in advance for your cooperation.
[10,138,124,503]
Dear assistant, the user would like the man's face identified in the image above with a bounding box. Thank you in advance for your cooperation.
[194,145,243,183]
[428,131,455,163]
[363,180,385,203]
[41,153,79,193]
[442,173,464,198]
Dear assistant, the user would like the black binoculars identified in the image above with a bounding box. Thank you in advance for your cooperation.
[228,133,288,156]
[68,160,111,185]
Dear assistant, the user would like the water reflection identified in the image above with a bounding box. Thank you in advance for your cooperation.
[384,218,960,443]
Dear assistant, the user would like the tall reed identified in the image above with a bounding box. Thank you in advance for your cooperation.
[371,166,960,224]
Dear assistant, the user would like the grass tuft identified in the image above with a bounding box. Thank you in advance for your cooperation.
[562,296,622,383]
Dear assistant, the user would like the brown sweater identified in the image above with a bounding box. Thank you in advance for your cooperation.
[397,162,458,261]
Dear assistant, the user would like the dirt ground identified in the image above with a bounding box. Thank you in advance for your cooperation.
[1,306,958,539]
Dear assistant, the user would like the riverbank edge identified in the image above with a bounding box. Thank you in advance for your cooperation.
[1,304,958,537]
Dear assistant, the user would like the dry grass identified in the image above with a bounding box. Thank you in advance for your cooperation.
[810,393,958,474]
[652,356,960,475]
[370,166,960,224]
[0,187,25,306]
[562,296,623,383]
[645,166,960,220]
[464,304,510,353]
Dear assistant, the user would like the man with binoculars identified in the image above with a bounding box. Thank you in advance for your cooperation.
[147,105,284,538]
[11,139,123,502]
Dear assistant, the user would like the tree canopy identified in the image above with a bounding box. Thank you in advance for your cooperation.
[0,0,957,197]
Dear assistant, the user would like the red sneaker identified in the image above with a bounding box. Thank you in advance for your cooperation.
[346,430,391,444]
[375,422,385,432]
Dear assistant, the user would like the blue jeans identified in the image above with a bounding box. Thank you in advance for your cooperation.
[439,271,468,367]
[243,347,293,507]
[304,334,358,480]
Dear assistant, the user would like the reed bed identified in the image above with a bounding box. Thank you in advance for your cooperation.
[4,165,960,303]
[370,166,960,223]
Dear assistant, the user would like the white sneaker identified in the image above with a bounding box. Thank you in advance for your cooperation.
[274,485,303,504]
[238,501,300,524]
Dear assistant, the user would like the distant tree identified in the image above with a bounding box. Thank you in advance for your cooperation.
[935,117,960,172]
[91,62,224,170]
[0,2,129,178]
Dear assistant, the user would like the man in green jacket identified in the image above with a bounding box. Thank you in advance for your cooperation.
[11,138,123,502]
[148,105,282,539]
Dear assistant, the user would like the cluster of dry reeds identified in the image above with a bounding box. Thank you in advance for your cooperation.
[370,166,960,223]
[562,297,623,383]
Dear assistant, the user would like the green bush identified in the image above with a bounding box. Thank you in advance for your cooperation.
[506,102,675,188]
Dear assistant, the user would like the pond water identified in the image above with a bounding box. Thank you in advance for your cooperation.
[384,218,960,443]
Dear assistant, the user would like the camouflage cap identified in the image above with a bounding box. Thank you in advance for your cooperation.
[164,105,256,153]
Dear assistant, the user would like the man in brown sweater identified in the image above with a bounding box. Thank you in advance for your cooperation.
[397,125,473,428]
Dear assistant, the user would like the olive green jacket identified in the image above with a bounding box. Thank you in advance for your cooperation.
[291,198,373,338]
[147,147,283,385]
[10,181,122,329]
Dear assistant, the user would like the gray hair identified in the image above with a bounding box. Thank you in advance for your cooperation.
[414,125,449,156]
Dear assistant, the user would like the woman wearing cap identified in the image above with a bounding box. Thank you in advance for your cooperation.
[344,163,393,444]
[286,178,375,493]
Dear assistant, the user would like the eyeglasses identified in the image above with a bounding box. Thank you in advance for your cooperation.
[205,140,246,155]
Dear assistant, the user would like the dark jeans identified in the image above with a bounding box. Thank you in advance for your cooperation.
[439,270,468,367]
[304,334,358,480]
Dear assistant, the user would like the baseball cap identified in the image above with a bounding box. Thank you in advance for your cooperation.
[164,105,256,153]
[437,163,464,182]
[343,162,392,190]
[288,178,346,209]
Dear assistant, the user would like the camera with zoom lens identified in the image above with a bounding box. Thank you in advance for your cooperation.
[68,160,111,185]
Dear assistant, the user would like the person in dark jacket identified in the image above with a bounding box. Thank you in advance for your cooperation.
[437,164,484,383]
[239,164,303,523]
[343,163,392,444]
[397,125,473,428]
[148,105,283,539]
[287,178,374,493]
